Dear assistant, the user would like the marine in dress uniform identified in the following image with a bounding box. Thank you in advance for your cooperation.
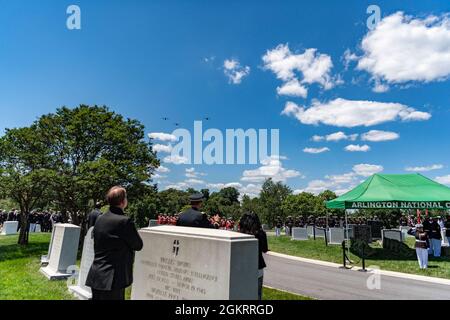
[176,193,213,228]
[429,217,442,257]
[409,224,429,269]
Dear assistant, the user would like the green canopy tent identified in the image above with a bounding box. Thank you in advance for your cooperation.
[327,173,450,210]
[326,173,450,249]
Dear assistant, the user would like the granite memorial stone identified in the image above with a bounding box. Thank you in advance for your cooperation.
[69,227,94,300]
[291,228,308,241]
[1,221,18,235]
[131,225,258,300]
[40,224,81,280]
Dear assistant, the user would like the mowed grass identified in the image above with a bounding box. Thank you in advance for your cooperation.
[0,233,310,300]
[268,235,450,280]
[0,233,75,300]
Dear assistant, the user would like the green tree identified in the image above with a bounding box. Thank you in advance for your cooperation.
[127,184,159,228]
[281,192,318,218]
[36,105,159,229]
[0,126,56,245]
[259,178,292,226]
[158,189,190,214]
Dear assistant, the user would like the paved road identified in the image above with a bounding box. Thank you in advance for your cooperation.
[263,253,450,300]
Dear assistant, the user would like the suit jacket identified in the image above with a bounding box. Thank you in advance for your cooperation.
[176,207,213,228]
[87,209,102,229]
[86,206,143,291]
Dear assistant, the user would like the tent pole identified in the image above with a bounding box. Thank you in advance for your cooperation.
[345,209,350,258]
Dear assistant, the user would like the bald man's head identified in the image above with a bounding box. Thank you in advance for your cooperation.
[106,186,128,209]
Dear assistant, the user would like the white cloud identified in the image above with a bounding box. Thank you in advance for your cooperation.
[207,182,243,190]
[149,132,178,142]
[282,99,431,127]
[361,130,400,142]
[156,165,170,173]
[313,131,359,142]
[301,164,383,194]
[262,44,340,98]
[185,167,207,178]
[241,156,301,183]
[164,182,188,190]
[303,147,330,154]
[206,182,262,199]
[343,49,359,70]
[276,79,308,98]
[352,164,384,177]
[152,173,166,180]
[345,144,371,152]
[357,12,450,90]
[185,178,205,185]
[153,144,173,153]
[311,135,325,142]
[436,175,450,185]
[163,155,189,164]
[405,164,444,172]
[223,59,250,84]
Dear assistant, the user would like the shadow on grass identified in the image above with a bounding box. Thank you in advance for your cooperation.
[0,242,48,262]
[351,245,450,263]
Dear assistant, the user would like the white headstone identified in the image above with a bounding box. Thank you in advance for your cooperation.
[40,223,81,280]
[328,228,345,245]
[131,225,258,300]
[148,219,159,227]
[382,229,402,242]
[41,226,57,266]
[1,221,19,235]
[29,223,36,233]
[291,227,308,241]
[69,227,94,300]
[315,227,326,238]
[35,224,41,233]
[307,225,314,237]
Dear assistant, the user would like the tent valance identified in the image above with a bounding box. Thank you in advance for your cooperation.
[326,174,450,210]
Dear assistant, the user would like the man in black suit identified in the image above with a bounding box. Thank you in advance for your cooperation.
[87,202,103,229]
[176,193,213,228]
[86,186,143,300]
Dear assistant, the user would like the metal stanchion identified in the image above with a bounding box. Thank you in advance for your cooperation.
[359,243,367,272]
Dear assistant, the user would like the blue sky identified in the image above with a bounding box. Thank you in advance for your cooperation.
[0,0,449,197]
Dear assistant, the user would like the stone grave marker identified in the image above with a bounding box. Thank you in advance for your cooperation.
[131,225,258,300]
[69,227,95,300]
[328,228,345,245]
[1,221,18,235]
[291,227,308,241]
[40,224,81,280]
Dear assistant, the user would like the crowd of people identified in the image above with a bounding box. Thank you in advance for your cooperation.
[408,215,450,269]
[156,213,236,230]
[0,209,63,233]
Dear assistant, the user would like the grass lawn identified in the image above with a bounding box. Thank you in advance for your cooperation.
[0,233,310,300]
[0,233,75,300]
[268,235,450,280]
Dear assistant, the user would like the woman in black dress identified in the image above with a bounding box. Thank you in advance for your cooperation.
[239,212,269,300]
